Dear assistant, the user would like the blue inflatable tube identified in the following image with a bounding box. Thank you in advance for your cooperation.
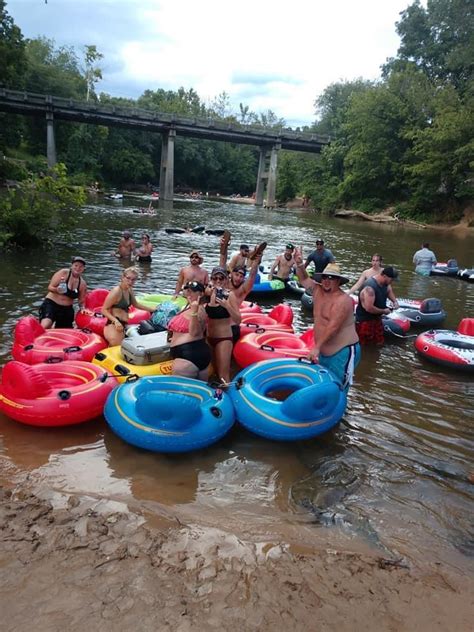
[248,271,285,296]
[229,358,347,441]
[104,375,235,453]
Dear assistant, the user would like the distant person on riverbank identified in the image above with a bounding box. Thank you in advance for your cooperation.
[135,233,153,263]
[304,239,335,273]
[413,242,437,276]
[294,251,360,394]
[39,256,87,329]
[114,231,136,259]
[355,267,400,345]
[349,254,384,293]
[269,244,296,282]
[174,251,209,297]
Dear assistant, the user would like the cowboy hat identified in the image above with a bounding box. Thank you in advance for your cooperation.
[314,262,350,285]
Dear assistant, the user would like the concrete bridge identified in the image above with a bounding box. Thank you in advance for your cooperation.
[0,88,330,208]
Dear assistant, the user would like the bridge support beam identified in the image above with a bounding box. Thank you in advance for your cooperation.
[255,143,280,208]
[46,112,57,168]
[159,129,176,209]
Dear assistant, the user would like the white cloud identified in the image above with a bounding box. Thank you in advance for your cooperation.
[9,0,420,126]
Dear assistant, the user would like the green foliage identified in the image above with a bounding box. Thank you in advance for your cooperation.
[276,152,298,202]
[0,0,26,88]
[103,148,155,185]
[0,163,86,248]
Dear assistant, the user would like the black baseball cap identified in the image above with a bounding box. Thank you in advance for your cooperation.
[382,266,399,279]
[71,256,86,266]
[316,238,324,244]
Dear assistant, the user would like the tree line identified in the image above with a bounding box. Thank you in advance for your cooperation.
[0,0,473,243]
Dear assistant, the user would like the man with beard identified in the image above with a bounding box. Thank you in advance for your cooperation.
[218,232,265,343]
[268,243,296,283]
[174,250,209,297]
[294,248,360,394]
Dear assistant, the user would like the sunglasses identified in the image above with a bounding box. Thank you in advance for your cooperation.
[212,275,226,281]
[321,274,337,280]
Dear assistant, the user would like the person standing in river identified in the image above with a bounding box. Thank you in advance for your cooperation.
[114,231,136,259]
[174,251,209,297]
[355,267,400,345]
[349,254,384,293]
[294,248,360,394]
[39,256,87,329]
[304,238,335,273]
[413,242,437,276]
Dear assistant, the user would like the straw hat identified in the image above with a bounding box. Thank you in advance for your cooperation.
[315,262,350,285]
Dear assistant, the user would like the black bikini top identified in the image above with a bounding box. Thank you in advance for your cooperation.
[64,270,81,299]
[205,304,229,319]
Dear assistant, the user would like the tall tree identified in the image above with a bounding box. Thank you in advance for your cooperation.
[0,0,26,88]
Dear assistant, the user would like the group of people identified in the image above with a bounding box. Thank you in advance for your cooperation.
[38,234,404,394]
[114,230,154,263]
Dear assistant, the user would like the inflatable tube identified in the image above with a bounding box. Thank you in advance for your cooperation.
[75,288,151,335]
[415,325,474,372]
[164,225,205,234]
[93,345,173,383]
[430,262,459,277]
[301,289,313,311]
[104,375,235,452]
[12,316,107,364]
[240,301,262,314]
[233,329,313,368]
[457,268,474,283]
[391,297,446,327]
[240,304,294,335]
[205,229,225,236]
[165,228,186,234]
[229,358,347,441]
[382,312,411,337]
[247,271,285,297]
[134,293,186,312]
[0,360,117,426]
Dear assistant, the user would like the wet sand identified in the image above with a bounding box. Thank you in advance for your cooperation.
[1,481,473,631]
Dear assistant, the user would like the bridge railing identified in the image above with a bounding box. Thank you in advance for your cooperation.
[0,87,331,145]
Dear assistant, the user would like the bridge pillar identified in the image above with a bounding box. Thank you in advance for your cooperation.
[266,143,280,208]
[159,129,176,209]
[46,112,57,168]
[255,143,280,208]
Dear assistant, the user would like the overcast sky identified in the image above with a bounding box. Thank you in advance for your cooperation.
[8,0,420,127]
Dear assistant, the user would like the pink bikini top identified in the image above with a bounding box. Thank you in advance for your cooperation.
[167,311,190,333]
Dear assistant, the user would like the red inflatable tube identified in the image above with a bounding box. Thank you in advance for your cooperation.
[240,301,262,314]
[240,303,294,335]
[75,288,150,336]
[234,329,313,368]
[12,316,107,364]
[0,360,118,426]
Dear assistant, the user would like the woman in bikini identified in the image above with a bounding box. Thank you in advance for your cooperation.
[167,280,211,381]
[39,256,88,329]
[135,233,153,263]
[102,267,154,346]
[205,267,241,385]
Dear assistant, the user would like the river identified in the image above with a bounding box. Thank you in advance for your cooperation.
[0,195,473,575]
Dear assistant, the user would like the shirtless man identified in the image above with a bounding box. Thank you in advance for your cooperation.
[294,248,360,393]
[39,256,88,329]
[228,244,251,272]
[269,243,296,282]
[174,250,209,296]
[218,233,264,342]
[114,230,136,259]
[349,253,384,293]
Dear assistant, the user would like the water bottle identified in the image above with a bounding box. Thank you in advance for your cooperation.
[58,279,67,294]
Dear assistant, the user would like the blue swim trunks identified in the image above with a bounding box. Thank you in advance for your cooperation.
[319,343,361,393]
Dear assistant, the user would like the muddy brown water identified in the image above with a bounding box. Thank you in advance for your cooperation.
[0,195,473,573]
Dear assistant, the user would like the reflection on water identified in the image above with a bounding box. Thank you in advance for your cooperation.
[0,197,473,572]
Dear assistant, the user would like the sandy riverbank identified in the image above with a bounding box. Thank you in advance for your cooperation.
[1,483,473,631]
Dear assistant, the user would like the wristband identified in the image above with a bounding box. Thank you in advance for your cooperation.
[190,313,199,317]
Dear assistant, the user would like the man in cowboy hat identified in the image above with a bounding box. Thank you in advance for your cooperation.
[294,249,360,393]
[174,250,209,297]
